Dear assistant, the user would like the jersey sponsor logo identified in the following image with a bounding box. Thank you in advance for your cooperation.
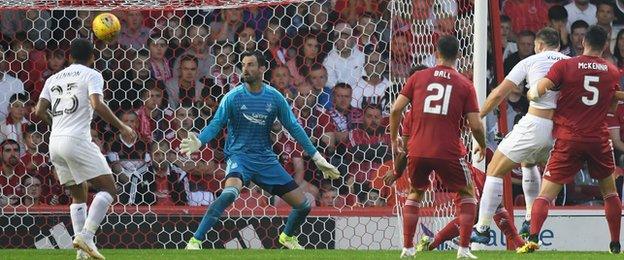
[544,171,551,177]
[243,113,267,125]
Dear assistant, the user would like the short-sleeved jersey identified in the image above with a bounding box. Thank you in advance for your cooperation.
[40,64,104,141]
[400,65,479,159]
[505,51,569,109]
[545,55,620,142]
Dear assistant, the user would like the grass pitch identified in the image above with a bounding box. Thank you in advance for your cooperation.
[1,249,620,259]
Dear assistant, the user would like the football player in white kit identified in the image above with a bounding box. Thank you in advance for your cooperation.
[471,27,569,243]
[35,39,136,260]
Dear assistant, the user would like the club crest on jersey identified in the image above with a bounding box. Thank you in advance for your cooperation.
[243,112,267,125]
[266,103,273,113]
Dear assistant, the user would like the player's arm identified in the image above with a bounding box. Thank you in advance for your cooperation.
[615,91,624,101]
[609,128,624,153]
[276,93,340,180]
[90,94,136,141]
[467,112,486,162]
[527,78,555,101]
[34,99,53,125]
[181,94,230,156]
[479,79,518,118]
[389,94,409,155]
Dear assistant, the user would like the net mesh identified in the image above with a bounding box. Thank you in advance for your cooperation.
[0,0,475,250]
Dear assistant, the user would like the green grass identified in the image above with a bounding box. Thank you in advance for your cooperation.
[1,249,621,260]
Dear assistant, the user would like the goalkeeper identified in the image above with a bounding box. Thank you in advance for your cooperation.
[182,51,340,250]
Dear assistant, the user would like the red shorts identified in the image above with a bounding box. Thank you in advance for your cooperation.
[545,139,615,184]
[408,156,473,192]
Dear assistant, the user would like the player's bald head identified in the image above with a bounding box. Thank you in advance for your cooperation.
[583,25,608,51]
[436,35,459,61]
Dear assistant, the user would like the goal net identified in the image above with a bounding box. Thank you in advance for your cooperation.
[0,0,477,250]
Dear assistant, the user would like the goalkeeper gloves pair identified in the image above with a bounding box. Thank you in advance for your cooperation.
[180,133,341,180]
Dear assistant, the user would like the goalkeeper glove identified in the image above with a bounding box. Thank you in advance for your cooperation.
[312,152,340,180]
[180,132,202,157]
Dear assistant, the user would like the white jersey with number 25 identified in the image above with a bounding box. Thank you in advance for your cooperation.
[40,64,103,141]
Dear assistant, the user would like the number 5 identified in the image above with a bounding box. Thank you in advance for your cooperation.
[582,76,599,106]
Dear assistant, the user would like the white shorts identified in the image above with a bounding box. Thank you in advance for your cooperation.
[49,136,112,186]
[497,114,554,164]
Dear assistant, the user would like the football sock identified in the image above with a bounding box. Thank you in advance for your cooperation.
[70,203,87,238]
[604,193,621,243]
[476,176,504,231]
[458,197,477,248]
[193,186,239,240]
[402,199,420,248]
[521,166,541,221]
[529,196,550,241]
[493,208,524,248]
[83,192,114,241]
[429,218,459,250]
[283,198,312,236]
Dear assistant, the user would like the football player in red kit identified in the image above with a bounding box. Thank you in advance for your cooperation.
[520,25,622,254]
[388,35,486,259]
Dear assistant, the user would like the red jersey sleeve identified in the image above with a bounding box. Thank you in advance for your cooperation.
[399,74,417,100]
[607,112,620,129]
[463,84,480,114]
[545,59,566,88]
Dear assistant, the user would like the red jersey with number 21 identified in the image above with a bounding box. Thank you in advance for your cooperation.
[400,65,479,159]
[545,55,619,142]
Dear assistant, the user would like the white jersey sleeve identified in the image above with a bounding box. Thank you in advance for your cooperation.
[505,58,529,87]
[40,77,52,102]
[87,71,104,96]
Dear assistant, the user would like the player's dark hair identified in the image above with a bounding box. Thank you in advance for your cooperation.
[179,54,198,67]
[517,30,536,39]
[410,64,429,75]
[437,35,459,60]
[570,20,590,33]
[536,27,560,48]
[240,51,267,68]
[363,103,382,113]
[596,0,615,10]
[333,82,352,90]
[70,38,94,64]
[584,25,608,51]
[548,5,567,22]
[500,15,511,23]
[9,93,28,104]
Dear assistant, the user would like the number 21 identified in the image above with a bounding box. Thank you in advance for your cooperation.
[423,83,452,115]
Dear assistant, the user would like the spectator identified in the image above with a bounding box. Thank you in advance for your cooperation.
[235,25,258,55]
[595,0,617,51]
[269,65,296,100]
[41,49,67,81]
[173,25,213,81]
[548,5,570,54]
[24,10,52,49]
[118,11,151,49]
[165,55,205,108]
[501,0,551,34]
[305,1,333,33]
[262,19,289,69]
[208,42,240,97]
[352,49,391,111]
[318,187,346,207]
[108,49,150,112]
[287,32,325,85]
[345,105,391,183]
[389,32,413,79]
[568,20,589,57]
[21,125,45,175]
[151,141,189,206]
[613,29,624,77]
[334,0,384,25]
[0,139,26,207]
[307,64,333,109]
[0,93,30,154]
[210,9,245,42]
[500,15,518,60]
[147,37,173,82]
[136,81,173,141]
[0,46,25,122]
[356,13,380,52]
[357,186,385,207]
[565,0,597,33]
[293,82,337,155]
[327,83,363,144]
[243,6,273,37]
[20,175,42,206]
[107,111,154,205]
[504,30,536,75]
[0,10,26,39]
[8,35,43,91]
[323,23,365,88]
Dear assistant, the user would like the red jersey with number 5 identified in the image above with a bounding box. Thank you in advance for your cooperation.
[545,55,620,142]
[400,65,479,159]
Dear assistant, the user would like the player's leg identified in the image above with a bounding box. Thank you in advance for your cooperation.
[475,150,518,234]
[517,178,562,253]
[587,141,621,254]
[278,183,310,250]
[493,207,525,249]
[400,157,430,258]
[188,176,244,249]
[66,183,89,260]
[520,162,541,237]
